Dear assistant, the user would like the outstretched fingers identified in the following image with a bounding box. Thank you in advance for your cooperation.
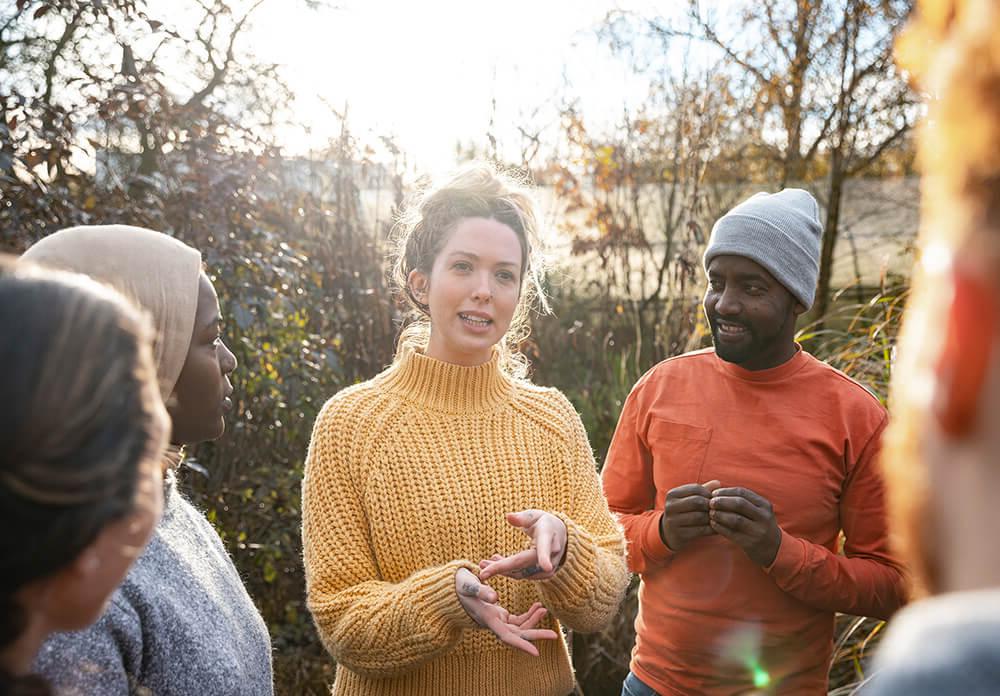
[509,602,547,628]
[504,510,541,530]
[478,549,545,581]
[484,611,558,656]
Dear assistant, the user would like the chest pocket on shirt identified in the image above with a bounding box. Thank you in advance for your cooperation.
[647,419,712,502]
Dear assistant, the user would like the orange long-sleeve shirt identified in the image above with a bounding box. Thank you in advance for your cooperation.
[602,347,907,695]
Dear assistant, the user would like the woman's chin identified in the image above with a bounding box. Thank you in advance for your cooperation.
[174,419,227,446]
[209,417,227,440]
[461,330,503,353]
[459,343,498,365]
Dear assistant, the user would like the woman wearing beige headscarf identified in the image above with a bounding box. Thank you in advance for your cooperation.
[21,225,274,696]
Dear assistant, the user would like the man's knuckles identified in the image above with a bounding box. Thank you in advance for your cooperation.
[711,495,757,516]
[711,510,747,529]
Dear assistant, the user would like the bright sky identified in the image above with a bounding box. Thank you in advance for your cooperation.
[243,0,677,173]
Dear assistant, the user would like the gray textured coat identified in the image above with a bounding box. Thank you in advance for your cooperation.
[34,475,274,695]
[864,589,1000,695]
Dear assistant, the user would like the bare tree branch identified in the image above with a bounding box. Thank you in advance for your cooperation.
[847,119,912,176]
[183,0,265,109]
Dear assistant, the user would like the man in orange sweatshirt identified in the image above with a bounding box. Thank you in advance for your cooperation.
[602,189,908,696]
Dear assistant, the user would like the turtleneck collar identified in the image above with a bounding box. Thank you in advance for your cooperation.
[379,348,513,413]
[713,343,809,382]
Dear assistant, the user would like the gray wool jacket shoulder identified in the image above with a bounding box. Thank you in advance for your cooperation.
[864,589,1000,695]
[34,475,274,696]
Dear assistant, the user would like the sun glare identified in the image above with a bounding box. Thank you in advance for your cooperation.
[233,0,663,172]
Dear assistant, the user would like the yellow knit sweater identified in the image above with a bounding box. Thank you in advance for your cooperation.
[302,348,629,696]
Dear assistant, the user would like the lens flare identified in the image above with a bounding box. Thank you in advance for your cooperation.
[752,663,771,688]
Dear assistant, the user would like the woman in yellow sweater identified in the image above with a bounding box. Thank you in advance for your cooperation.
[302,163,629,696]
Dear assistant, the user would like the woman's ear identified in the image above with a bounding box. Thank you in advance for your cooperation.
[407,269,429,303]
[69,546,102,579]
[25,544,104,633]
[933,266,998,438]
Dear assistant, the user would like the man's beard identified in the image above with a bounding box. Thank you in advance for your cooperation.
[710,317,759,364]
[708,316,785,365]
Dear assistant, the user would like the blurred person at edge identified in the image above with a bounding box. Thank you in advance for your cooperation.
[21,225,274,695]
[864,1,1000,694]
[301,163,629,696]
[602,188,908,695]
[0,257,167,696]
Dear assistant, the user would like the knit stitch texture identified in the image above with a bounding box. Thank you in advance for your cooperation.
[302,349,629,696]
[33,472,274,696]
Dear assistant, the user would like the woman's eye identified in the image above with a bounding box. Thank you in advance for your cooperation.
[497,270,515,282]
[453,261,472,272]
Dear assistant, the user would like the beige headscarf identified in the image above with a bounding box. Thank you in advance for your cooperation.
[21,225,202,400]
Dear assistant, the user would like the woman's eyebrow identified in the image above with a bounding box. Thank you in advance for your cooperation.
[445,250,519,267]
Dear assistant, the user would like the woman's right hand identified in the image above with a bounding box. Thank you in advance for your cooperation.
[454,567,558,656]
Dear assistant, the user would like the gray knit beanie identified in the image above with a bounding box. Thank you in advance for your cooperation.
[703,188,823,309]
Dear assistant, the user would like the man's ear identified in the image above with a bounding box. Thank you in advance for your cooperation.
[934,266,998,437]
[793,300,808,316]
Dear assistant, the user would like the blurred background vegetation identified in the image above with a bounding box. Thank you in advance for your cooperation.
[1,0,917,693]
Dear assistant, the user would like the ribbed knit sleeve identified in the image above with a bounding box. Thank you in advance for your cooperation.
[534,392,629,634]
[302,396,479,679]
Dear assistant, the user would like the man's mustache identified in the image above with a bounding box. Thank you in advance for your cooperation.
[709,315,751,330]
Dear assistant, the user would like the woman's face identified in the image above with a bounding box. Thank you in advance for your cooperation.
[67,437,166,629]
[410,217,524,366]
[167,273,237,444]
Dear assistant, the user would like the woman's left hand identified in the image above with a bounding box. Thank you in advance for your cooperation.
[478,510,568,581]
